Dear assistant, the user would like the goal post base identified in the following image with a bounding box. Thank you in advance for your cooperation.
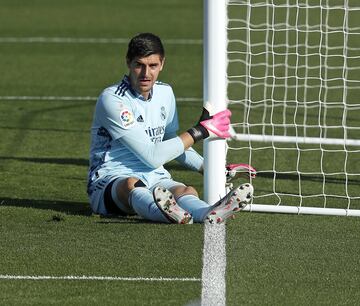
[242,204,360,217]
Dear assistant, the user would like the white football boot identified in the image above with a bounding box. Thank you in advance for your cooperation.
[205,183,254,224]
[153,186,193,224]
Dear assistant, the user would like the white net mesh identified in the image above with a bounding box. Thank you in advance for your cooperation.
[227,0,360,213]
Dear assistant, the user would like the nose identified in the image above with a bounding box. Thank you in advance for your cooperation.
[141,65,149,78]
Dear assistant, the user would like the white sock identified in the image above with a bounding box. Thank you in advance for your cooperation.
[129,187,170,223]
[176,194,211,223]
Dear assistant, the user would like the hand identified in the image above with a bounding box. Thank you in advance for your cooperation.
[226,163,257,183]
[187,107,232,143]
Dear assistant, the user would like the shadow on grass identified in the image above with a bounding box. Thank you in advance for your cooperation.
[0,197,151,223]
[0,197,92,216]
[0,125,88,134]
[0,156,88,166]
[95,216,153,224]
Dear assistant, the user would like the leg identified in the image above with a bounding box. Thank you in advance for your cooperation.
[153,182,254,224]
[88,175,136,216]
[152,187,193,224]
[112,177,171,222]
[169,185,212,223]
[112,177,141,213]
[170,185,199,198]
[129,187,174,223]
[153,181,212,223]
[205,183,254,224]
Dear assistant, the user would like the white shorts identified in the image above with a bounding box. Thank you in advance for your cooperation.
[88,174,185,216]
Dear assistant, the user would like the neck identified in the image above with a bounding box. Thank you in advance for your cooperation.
[141,91,150,100]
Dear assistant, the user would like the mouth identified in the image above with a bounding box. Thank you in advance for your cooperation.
[139,79,151,85]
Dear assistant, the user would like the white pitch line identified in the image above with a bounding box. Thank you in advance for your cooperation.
[0,96,202,102]
[201,223,226,306]
[0,37,203,45]
[0,274,200,282]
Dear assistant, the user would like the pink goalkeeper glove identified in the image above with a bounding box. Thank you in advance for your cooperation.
[200,109,231,139]
[226,163,257,182]
[187,107,232,142]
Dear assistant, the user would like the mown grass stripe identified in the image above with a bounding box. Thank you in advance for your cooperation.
[0,37,202,45]
[0,96,202,102]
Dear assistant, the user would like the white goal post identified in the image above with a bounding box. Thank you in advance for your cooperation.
[204,0,360,217]
[203,0,229,205]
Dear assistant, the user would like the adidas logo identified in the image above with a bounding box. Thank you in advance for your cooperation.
[137,115,144,122]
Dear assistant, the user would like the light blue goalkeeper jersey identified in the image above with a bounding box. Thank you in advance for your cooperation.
[88,75,186,191]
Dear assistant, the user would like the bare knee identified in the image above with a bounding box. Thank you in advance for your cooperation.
[124,177,140,191]
[170,185,198,198]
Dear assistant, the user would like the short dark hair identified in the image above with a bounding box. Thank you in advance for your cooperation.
[126,33,165,63]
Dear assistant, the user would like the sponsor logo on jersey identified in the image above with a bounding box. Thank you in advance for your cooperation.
[137,115,144,122]
[120,109,135,128]
[145,125,165,143]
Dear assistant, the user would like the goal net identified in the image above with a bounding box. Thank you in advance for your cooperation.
[226,0,360,216]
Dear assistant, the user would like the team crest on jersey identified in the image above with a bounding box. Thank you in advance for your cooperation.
[120,109,135,128]
[160,106,166,121]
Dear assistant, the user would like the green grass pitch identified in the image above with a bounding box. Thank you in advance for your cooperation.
[1,1,360,305]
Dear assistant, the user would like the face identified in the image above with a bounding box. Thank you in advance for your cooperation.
[127,54,164,100]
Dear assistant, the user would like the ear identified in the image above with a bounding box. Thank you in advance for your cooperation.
[160,57,165,71]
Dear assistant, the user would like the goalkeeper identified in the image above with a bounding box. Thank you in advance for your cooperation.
[87,33,255,224]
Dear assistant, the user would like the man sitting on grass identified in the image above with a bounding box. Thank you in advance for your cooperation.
[87,32,255,224]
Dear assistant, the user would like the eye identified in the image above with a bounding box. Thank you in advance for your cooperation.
[135,62,142,68]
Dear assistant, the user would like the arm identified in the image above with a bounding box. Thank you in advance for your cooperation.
[164,132,204,172]
[120,126,202,169]
[175,147,204,172]
[120,116,229,169]
[119,125,186,169]
[98,91,230,169]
